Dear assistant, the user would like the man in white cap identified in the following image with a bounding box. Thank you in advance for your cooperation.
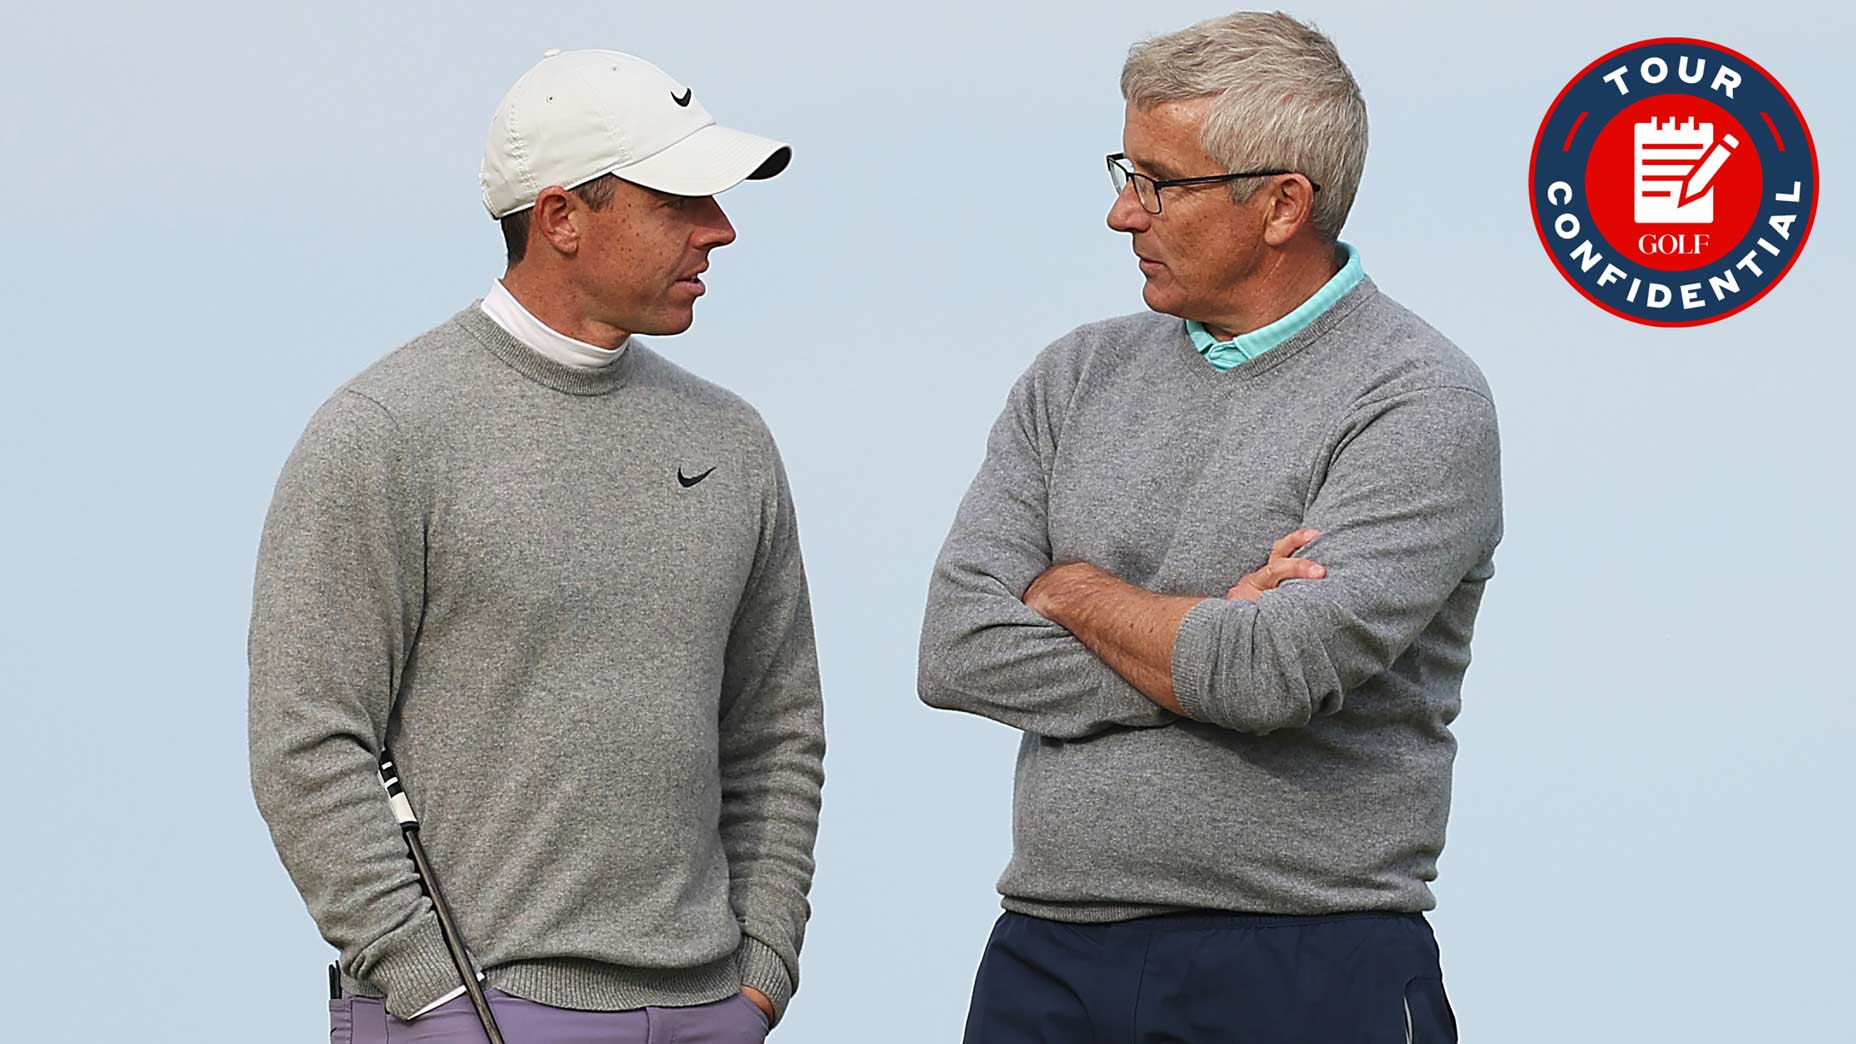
[250,49,822,1043]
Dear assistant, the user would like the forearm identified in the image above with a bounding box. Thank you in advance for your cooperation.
[248,715,457,1009]
[718,706,819,1029]
[718,722,819,1023]
[919,568,1181,735]
[919,475,1177,736]
[1027,563,1203,715]
[717,636,822,1017]
[249,589,461,1016]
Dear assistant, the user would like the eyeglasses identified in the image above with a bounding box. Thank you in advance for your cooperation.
[1106,153,1321,215]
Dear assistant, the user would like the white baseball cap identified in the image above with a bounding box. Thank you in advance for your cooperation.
[480,48,791,219]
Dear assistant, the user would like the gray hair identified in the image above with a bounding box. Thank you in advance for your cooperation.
[1120,11,1367,239]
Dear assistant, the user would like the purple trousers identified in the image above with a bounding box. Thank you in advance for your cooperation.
[330,988,771,1043]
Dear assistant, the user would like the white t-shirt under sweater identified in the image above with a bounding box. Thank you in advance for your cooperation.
[478,279,628,369]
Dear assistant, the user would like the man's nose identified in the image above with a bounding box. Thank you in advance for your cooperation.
[697,197,737,248]
[1107,184,1150,233]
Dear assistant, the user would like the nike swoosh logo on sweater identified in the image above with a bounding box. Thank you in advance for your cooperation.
[678,466,716,488]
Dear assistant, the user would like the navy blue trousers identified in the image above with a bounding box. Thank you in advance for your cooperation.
[962,910,1457,1043]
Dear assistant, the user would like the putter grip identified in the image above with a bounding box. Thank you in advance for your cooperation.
[377,747,418,828]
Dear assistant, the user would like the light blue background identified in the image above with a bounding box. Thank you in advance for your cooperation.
[3,1,1849,1041]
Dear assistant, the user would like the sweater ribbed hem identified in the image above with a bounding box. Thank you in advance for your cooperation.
[1169,598,1226,725]
[1000,894,1429,923]
[735,935,796,1025]
[1001,895,1213,923]
[488,955,743,1012]
[343,953,744,1017]
[362,916,471,1020]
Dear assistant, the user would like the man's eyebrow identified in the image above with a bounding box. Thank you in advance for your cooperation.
[1130,155,1182,179]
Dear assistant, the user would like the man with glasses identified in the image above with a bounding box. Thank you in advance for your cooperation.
[919,12,1500,1042]
[250,49,823,1042]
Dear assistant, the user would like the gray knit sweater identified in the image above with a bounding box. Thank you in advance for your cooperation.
[249,305,824,1021]
[919,278,1502,919]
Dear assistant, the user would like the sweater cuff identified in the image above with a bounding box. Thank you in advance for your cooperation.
[1169,598,1227,724]
[370,916,469,1020]
[735,935,796,1026]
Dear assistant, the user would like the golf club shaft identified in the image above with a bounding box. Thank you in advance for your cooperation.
[404,826,506,1044]
[379,748,507,1044]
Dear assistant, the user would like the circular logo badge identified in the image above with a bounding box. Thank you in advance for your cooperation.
[1530,39,1817,326]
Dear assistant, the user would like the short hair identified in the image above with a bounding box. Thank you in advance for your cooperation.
[1120,11,1367,239]
[499,174,624,266]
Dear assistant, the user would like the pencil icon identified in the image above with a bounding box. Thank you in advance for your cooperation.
[1679,132,1739,207]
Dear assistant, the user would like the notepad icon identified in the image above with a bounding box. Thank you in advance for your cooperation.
[1635,118,1739,224]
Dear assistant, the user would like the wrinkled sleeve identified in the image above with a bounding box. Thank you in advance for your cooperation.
[248,390,462,1018]
[918,361,1177,739]
[1170,387,1503,733]
[718,435,826,1026]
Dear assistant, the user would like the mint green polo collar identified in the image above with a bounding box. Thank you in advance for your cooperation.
[1186,242,1364,370]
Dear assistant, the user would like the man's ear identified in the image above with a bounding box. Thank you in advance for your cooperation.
[1260,174,1319,247]
[531,186,581,257]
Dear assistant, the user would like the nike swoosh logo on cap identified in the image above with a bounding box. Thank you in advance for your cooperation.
[672,88,693,107]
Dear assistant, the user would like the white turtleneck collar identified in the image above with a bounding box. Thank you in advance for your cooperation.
[479,279,628,370]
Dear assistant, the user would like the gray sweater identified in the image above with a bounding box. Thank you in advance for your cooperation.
[249,305,824,1020]
[919,279,1502,920]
